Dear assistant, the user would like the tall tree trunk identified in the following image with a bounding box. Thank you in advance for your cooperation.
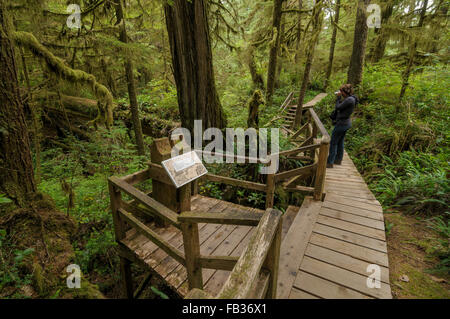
[266,0,284,106]
[347,0,371,87]
[20,48,42,184]
[275,12,286,89]
[115,0,145,155]
[324,0,341,90]
[399,0,428,101]
[294,0,303,63]
[164,0,226,134]
[369,0,395,62]
[0,1,36,206]
[292,0,324,129]
[247,45,265,90]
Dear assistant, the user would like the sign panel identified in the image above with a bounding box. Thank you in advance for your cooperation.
[161,151,208,188]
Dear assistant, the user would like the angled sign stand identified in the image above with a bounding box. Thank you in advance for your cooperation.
[161,151,208,188]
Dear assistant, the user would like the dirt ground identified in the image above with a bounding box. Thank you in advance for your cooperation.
[384,211,449,299]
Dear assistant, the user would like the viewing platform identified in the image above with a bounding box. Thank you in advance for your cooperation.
[109,93,392,299]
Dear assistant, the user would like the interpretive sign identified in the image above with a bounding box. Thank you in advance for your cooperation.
[161,151,207,188]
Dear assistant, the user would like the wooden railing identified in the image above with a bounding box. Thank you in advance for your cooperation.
[108,167,282,298]
[190,104,330,203]
[108,92,328,298]
[183,208,282,299]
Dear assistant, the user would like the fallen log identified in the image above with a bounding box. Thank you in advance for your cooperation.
[36,92,179,138]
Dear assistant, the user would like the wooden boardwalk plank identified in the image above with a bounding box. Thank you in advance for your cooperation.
[322,201,382,220]
[292,271,371,299]
[316,215,386,240]
[305,244,390,283]
[289,287,320,299]
[165,223,239,292]
[309,233,389,267]
[202,225,256,296]
[276,197,322,298]
[320,207,385,230]
[324,194,383,213]
[300,256,392,299]
[313,223,387,253]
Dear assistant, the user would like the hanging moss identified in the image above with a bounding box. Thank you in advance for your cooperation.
[12,31,114,128]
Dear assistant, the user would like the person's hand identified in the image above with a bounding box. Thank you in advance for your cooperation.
[336,90,342,97]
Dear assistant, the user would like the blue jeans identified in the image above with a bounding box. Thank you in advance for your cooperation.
[327,123,351,164]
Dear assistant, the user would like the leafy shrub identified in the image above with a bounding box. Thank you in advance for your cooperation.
[426,212,450,274]
[372,151,449,214]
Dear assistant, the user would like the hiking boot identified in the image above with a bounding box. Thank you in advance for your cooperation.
[335,161,342,165]
[326,163,333,168]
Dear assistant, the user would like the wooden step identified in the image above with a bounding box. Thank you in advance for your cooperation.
[277,197,323,298]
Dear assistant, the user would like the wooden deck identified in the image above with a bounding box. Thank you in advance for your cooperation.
[120,196,267,298]
[277,151,392,299]
[119,151,392,299]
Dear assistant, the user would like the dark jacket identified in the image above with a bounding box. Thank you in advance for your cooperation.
[333,95,357,126]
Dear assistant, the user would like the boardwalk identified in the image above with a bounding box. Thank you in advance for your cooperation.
[277,151,392,299]
[120,196,265,298]
[112,93,392,299]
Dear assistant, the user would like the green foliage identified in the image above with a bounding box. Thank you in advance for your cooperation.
[38,125,148,277]
[200,182,223,200]
[74,230,118,274]
[426,212,450,274]
[0,229,34,298]
[372,151,449,214]
[247,192,265,207]
[0,194,13,204]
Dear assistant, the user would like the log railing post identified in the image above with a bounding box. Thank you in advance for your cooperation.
[181,221,203,290]
[263,218,282,298]
[310,121,318,159]
[191,180,199,196]
[108,180,133,298]
[265,173,276,209]
[313,140,329,201]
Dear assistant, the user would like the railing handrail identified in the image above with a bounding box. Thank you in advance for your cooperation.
[108,176,180,228]
[179,209,263,226]
[185,208,282,299]
[308,108,330,144]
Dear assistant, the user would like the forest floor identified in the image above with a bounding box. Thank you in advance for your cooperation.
[384,211,449,298]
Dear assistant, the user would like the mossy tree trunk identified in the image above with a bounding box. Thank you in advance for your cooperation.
[275,12,286,89]
[347,0,371,87]
[247,45,265,91]
[247,90,264,129]
[292,0,324,129]
[294,0,303,63]
[324,0,341,90]
[114,0,145,155]
[399,0,428,101]
[0,1,36,206]
[164,0,226,134]
[369,0,395,63]
[266,0,284,106]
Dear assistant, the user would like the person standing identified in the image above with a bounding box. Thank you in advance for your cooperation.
[327,84,357,168]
